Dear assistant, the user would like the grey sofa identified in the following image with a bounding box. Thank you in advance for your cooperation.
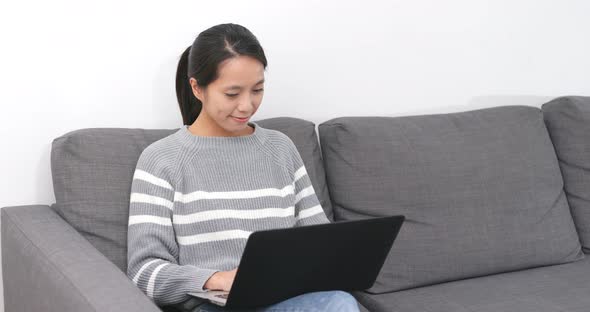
[3,96,589,312]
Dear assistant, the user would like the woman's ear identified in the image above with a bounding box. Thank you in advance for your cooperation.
[189,78,204,102]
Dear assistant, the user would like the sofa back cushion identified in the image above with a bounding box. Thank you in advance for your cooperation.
[543,96,590,253]
[50,117,332,272]
[318,105,584,294]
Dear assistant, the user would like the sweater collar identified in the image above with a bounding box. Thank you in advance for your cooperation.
[176,121,266,150]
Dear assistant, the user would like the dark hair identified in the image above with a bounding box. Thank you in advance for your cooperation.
[175,23,268,125]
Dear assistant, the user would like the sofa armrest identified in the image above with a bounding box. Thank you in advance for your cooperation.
[1,204,162,312]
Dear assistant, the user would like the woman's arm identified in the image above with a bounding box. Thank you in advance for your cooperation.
[126,148,218,306]
[286,138,331,226]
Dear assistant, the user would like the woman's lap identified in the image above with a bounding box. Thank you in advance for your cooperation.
[193,290,360,312]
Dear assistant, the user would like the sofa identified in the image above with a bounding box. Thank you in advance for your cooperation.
[2,95,589,312]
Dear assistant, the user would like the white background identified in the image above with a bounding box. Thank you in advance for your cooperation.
[1,0,590,310]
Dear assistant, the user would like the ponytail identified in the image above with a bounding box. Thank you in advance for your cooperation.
[175,46,202,126]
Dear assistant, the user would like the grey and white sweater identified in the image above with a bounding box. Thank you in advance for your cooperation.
[126,121,330,306]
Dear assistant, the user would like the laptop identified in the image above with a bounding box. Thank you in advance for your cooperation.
[188,215,405,309]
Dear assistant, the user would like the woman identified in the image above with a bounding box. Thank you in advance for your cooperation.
[126,23,360,312]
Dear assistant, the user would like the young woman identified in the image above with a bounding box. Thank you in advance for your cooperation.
[126,23,360,312]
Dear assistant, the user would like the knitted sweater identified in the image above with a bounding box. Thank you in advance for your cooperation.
[126,121,330,306]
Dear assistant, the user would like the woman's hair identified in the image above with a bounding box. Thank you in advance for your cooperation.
[175,23,268,125]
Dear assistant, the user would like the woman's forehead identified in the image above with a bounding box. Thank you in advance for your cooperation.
[215,56,265,88]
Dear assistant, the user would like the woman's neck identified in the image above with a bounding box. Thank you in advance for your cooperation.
[188,114,254,137]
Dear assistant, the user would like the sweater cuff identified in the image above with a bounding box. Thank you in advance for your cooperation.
[191,266,219,292]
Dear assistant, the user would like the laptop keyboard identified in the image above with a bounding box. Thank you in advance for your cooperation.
[215,293,229,299]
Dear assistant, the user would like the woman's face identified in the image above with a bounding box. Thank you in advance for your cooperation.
[190,55,265,136]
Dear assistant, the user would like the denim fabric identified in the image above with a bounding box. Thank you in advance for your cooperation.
[193,290,360,312]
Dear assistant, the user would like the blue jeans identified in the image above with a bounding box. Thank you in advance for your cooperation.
[193,290,360,312]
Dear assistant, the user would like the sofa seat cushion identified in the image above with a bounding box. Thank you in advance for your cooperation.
[319,105,584,294]
[354,256,590,312]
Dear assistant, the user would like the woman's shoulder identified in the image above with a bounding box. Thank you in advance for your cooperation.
[255,125,303,170]
[258,125,296,147]
[136,130,183,172]
[257,126,299,155]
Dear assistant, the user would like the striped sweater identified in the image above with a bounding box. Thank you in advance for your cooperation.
[126,121,330,306]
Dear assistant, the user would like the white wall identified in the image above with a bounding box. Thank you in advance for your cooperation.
[1,0,589,310]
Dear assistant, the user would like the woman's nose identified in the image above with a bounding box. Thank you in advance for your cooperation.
[237,98,255,113]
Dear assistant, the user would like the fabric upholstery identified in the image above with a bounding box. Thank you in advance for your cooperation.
[353,256,590,312]
[1,205,161,312]
[318,105,584,294]
[542,96,590,253]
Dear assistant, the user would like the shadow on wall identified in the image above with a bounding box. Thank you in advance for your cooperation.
[395,95,556,117]
[36,142,54,206]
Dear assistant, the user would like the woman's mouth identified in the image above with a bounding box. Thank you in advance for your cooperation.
[232,116,249,123]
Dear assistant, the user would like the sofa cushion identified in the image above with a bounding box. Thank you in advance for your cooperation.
[353,256,590,312]
[542,96,590,253]
[318,105,584,294]
[50,117,332,272]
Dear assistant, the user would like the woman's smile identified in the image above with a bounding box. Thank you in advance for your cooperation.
[231,116,250,123]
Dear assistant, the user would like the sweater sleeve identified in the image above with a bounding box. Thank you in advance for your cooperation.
[286,138,331,227]
[126,147,218,307]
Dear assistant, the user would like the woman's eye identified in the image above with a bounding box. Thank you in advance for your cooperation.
[225,89,263,97]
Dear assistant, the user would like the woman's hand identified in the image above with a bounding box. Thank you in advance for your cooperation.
[203,268,238,291]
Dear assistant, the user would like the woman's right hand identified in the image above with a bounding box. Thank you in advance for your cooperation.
[203,268,238,292]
